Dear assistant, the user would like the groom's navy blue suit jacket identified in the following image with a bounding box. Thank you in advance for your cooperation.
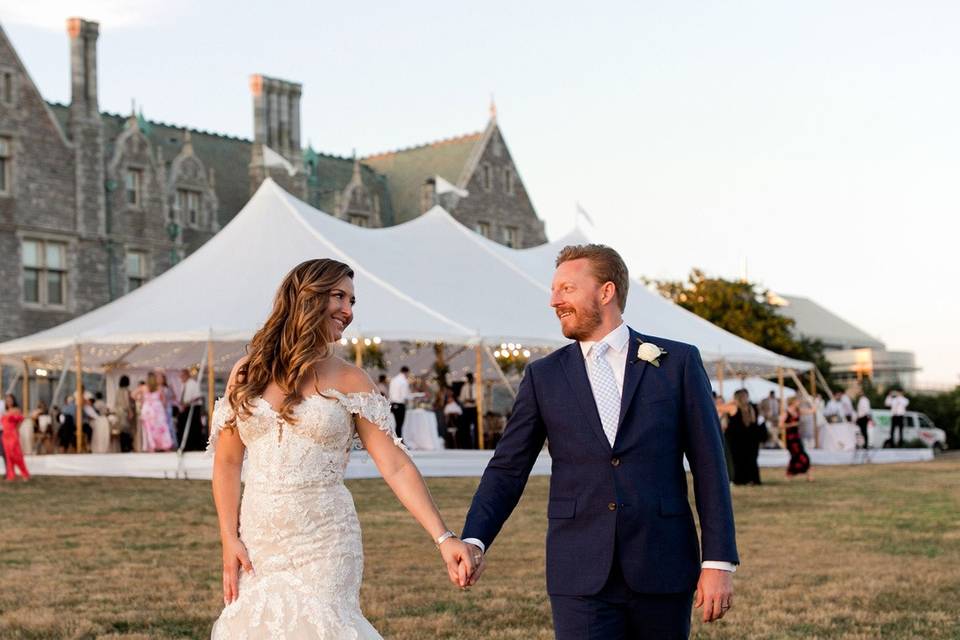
[463,328,739,596]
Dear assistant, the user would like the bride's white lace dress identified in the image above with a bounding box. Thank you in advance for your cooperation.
[208,389,405,639]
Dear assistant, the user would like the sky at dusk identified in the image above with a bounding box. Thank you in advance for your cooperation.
[3,0,958,385]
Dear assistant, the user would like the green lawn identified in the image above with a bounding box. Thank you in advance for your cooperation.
[0,457,958,639]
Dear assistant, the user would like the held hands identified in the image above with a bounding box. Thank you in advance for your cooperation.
[694,568,734,623]
[438,538,478,588]
[221,537,254,606]
[462,543,486,587]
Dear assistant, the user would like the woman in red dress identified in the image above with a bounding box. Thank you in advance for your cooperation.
[2,394,30,481]
[781,396,812,481]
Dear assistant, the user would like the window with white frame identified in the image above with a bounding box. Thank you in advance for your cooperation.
[505,168,515,195]
[0,137,11,195]
[125,168,143,206]
[126,250,147,291]
[22,239,67,306]
[176,188,201,226]
[475,221,491,239]
[502,226,519,248]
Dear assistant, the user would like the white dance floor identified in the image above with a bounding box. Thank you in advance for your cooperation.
[21,447,933,481]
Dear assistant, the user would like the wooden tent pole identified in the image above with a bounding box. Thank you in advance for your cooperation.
[716,360,724,399]
[777,366,786,448]
[354,340,363,368]
[475,344,485,450]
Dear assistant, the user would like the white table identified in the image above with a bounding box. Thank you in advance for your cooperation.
[819,421,859,451]
[401,409,445,451]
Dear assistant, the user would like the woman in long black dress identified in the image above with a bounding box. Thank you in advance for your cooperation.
[782,396,812,481]
[725,389,763,485]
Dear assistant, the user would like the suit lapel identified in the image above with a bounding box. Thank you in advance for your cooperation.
[618,328,648,428]
[559,343,612,452]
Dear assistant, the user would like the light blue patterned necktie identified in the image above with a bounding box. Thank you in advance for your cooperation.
[588,342,620,446]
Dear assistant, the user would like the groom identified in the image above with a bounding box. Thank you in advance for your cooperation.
[461,245,738,638]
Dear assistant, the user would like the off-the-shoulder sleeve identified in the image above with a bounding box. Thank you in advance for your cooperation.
[326,390,408,452]
[206,397,236,457]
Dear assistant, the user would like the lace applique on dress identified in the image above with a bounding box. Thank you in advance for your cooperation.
[322,389,408,453]
[206,396,236,457]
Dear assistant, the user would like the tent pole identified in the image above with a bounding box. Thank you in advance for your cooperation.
[21,359,30,414]
[777,367,785,449]
[354,340,363,368]
[207,340,215,428]
[475,344,484,450]
[50,348,69,408]
[809,369,816,397]
[716,360,724,398]
[75,344,84,453]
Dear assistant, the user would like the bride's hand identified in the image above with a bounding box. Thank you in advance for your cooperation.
[222,537,254,605]
[438,538,475,588]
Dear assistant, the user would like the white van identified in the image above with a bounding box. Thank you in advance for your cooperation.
[869,410,948,450]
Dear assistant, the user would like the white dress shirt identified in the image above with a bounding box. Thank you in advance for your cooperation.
[885,394,909,415]
[388,374,412,404]
[181,378,202,406]
[466,323,735,572]
[857,396,871,419]
[840,394,855,420]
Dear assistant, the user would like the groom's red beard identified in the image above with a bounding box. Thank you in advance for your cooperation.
[558,301,603,341]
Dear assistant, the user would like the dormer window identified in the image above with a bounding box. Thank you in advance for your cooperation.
[125,168,143,206]
[176,188,201,227]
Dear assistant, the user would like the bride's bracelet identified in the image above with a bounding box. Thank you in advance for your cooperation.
[434,530,458,548]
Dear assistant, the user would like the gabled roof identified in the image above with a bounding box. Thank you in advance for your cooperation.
[772,294,885,350]
[47,103,252,226]
[305,150,394,225]
[362,130,483,223]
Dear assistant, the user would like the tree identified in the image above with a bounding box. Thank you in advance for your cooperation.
[646,269,835,385]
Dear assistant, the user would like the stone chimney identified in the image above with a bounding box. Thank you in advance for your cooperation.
[66,17,105,236]
[250,74,302,162]
[67,18,99,120]
[249,74,306,198]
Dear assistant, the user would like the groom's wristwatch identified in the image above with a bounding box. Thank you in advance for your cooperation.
[434,530,458,548]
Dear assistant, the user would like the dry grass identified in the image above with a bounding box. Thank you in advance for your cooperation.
[0,457,958,639]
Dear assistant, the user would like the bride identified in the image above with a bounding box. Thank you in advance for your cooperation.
[209,258,478,638]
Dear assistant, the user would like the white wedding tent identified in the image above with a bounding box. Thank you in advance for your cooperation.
[0,179,809,377]
[483,227,811,375]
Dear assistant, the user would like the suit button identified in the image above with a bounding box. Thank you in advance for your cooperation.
[611,457,621,467]
[608,502,617,511]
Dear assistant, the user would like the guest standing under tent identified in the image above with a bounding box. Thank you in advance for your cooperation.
[856,390,872,449]
[782,396,812,481]
[159,373,179,449]
[137,373,173,452]
[113,376,136,453]
[2,394,30,481]
[177,369,207,451]
[724,389,764,485]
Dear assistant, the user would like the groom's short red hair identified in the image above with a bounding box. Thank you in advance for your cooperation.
[555,244,629,312]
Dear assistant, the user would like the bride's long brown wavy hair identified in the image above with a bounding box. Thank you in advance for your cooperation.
[226,259,354,428]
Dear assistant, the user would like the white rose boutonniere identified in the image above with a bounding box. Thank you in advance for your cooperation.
[636,340,667,368]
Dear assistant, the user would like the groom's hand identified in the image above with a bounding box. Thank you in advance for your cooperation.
[695,568,733,623]
[463,543,486,587]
